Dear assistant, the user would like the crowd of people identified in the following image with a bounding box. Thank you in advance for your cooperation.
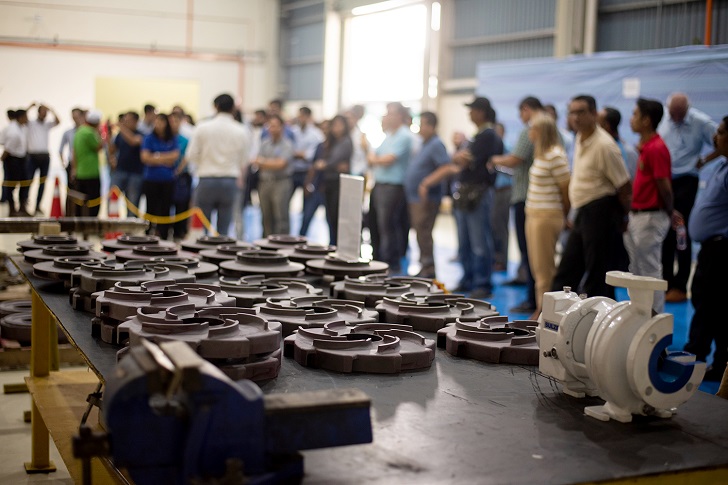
[1,91,726,381]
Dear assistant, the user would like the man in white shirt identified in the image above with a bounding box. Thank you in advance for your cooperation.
[137,104,156,136]
[1,109,30,216]
[186,94,251,236]
[25,103,59,215]
[291,106,324,234]
[0,110,17,146]
[344,105,368,177]
[290,106,324,194]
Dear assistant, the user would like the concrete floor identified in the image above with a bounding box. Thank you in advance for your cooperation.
[0,368,75,484]
[0,191,716,483]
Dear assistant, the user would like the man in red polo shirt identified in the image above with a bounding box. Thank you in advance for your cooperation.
[626,97,679,313]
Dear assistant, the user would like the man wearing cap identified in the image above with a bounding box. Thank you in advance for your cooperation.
[1,109,30,216]
[72,110,104,217]
[418,97,503,298]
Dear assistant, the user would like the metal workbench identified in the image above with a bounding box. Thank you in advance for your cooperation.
[15,257,728,484]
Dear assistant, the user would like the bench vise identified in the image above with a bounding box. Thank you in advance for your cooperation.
[103,339,373,484]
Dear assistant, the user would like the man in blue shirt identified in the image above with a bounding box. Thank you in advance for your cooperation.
[403,112,449,279]
[599,107,639,179]
[367,102,412,272]
[657,93,719,303]
[109,111,144,208]
[684,115,728,382]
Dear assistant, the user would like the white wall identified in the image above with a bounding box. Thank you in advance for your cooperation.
[0,0,276,56]
[0,0,280,211]
[0,0,280,109]
[436,93,476,151]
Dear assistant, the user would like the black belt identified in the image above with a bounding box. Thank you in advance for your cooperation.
[631,207,661,213]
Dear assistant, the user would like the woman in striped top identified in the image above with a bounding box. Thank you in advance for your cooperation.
[525,113,571,319]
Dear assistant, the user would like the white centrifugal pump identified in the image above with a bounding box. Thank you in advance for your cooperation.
[536,271,706,423]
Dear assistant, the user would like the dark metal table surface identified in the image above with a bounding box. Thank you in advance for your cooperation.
[14,257,728,485]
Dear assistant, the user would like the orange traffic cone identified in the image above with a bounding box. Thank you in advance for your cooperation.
[104,188,123,240]
[189,208,205,238]
[50,178,63,218]
[191,210,203,230]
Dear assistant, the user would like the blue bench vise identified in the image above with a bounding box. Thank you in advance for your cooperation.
[103,339,373,484]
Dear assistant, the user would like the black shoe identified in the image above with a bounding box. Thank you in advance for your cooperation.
[469,288,493,300]
[510,301,537,314]
[17,207,32,217]
[416,268,436,279]
[504,278,527,286]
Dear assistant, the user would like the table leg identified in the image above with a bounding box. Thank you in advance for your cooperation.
[30,290,51,378]
[25,290,57,473]
[51,316,60,372]
[24,400,56,473]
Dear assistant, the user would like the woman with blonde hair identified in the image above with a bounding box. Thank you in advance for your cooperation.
[525,113,571,319]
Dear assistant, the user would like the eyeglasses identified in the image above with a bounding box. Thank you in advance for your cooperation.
[568,109,589,116]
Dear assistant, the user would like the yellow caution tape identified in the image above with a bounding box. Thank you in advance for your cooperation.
[108,186,217,235]
[36,180,216,235]
[1,176,48,187]
[433,279,450,294]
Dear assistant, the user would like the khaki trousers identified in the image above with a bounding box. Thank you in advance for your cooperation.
[525,207,564,308]
[408,199,439,272]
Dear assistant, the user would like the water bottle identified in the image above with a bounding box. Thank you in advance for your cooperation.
[676,223,687,251]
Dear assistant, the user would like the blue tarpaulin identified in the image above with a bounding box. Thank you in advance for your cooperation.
[476,45,728,148]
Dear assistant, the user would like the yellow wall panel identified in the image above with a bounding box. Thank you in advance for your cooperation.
[95,77,200,122]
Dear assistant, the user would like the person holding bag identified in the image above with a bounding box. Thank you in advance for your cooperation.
[419,97,503,298]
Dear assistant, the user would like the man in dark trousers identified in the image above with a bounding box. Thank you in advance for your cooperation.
[684,115,728,382]
[25,102,59,215]
[657,93,719,303]
[551,95,632,299]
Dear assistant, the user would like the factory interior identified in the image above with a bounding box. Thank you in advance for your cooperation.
[0,0,727,484]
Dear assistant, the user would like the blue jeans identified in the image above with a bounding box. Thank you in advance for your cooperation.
[454,187,494,292]
[195,177,239,236]
[110,170,144,209]
[299,190,324,237]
